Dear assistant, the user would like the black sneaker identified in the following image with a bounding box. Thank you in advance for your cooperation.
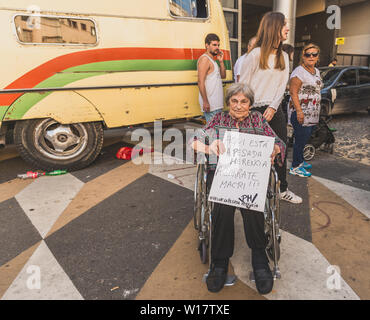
[206,266,227,293]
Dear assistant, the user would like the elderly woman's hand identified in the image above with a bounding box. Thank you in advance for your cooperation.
[270,144,281,164]
[209,139,226,156]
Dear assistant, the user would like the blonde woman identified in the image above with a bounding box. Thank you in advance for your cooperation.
[289,43,323,177]
[240,12,302,204]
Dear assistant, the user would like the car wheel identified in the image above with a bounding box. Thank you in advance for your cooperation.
[14,118,104,171]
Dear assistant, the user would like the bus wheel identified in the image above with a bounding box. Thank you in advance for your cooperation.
[14,119,103,172]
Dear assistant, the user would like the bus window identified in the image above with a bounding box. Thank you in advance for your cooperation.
[14,15,98,45]
[169,0,208,19]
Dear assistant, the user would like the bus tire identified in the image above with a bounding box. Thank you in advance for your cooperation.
[14,119,104,172]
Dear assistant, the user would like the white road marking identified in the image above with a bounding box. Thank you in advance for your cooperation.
[232,213,360,300]
[15,174,84,238]
[1,241,83,300]
[312,176,370,219]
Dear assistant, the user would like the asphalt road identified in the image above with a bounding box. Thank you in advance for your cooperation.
[0,117,369,300]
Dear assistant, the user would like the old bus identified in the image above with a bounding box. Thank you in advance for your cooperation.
[0,0,232,170]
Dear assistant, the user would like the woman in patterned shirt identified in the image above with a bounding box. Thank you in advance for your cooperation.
[191,82,285,295]
[289,43,322,177]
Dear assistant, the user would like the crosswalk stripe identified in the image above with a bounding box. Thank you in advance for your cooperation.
[1,241,83,300]
[15,174,84,238]
[46,161,149,238]
[0,242,41,299]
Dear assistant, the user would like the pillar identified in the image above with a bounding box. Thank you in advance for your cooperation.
[273,0,297,46]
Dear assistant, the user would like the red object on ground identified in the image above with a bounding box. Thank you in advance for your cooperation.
[116,147,153,160]
[17,171,46,179]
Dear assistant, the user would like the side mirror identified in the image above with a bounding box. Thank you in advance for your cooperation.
[335,81,348,88]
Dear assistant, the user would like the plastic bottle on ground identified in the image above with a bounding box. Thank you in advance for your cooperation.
[45,170,68,176]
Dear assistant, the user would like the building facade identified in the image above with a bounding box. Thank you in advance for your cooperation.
[221,0,370,67]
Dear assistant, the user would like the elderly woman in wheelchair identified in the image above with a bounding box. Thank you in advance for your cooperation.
[190,82,285,295]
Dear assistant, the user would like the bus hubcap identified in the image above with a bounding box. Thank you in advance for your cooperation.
[34,119,88,160]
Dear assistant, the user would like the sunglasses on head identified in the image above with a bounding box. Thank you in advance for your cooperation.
[304,52,319,58]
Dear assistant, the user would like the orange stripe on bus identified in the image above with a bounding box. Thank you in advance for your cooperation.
[0,47,231,106]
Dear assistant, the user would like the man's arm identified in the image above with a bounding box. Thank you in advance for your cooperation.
[198,56,211,112]
[217,51,226,79]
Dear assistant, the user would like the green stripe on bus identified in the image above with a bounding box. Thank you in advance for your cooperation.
[4,59,231,120]
[0,106,8,121]
[64,59,198,72]
[64,59,231,73]
[4,72,103,120]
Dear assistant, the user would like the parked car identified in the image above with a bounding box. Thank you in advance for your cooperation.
[282,66,370,119]
[320,66,370,116]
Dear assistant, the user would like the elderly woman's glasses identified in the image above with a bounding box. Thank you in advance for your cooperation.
[304,52,319,58]
[230,98,250,107]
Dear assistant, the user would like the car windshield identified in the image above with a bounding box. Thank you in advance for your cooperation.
[320,68,342,87]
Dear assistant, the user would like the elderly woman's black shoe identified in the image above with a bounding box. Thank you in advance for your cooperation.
[206,266,227,292]
[253,267,273,294]
[252,249,273,294]
[206,260,228,293]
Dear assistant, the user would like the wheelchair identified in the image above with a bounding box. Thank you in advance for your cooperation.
[193,161,282,283]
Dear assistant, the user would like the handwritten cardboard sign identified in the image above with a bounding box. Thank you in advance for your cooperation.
[208,131,275,212]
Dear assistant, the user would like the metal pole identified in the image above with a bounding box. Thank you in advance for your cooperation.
[238,0,242,57]
[273,0,297,46]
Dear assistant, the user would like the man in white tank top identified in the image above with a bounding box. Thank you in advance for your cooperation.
[197,33,226,123]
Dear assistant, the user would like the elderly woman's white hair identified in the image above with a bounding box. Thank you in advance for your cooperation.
[225,82,255,106]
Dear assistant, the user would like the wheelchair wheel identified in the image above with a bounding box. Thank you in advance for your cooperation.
[264,168,281,262]
[193,164,204,230]
[199,239,208,264]
[266,217,281,262]
[194,163,211,264]
[199,175,211,265]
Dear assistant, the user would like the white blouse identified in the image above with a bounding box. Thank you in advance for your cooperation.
[239,47,289,111]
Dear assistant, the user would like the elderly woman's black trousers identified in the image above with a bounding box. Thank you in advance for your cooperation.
[206,171,267,265]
